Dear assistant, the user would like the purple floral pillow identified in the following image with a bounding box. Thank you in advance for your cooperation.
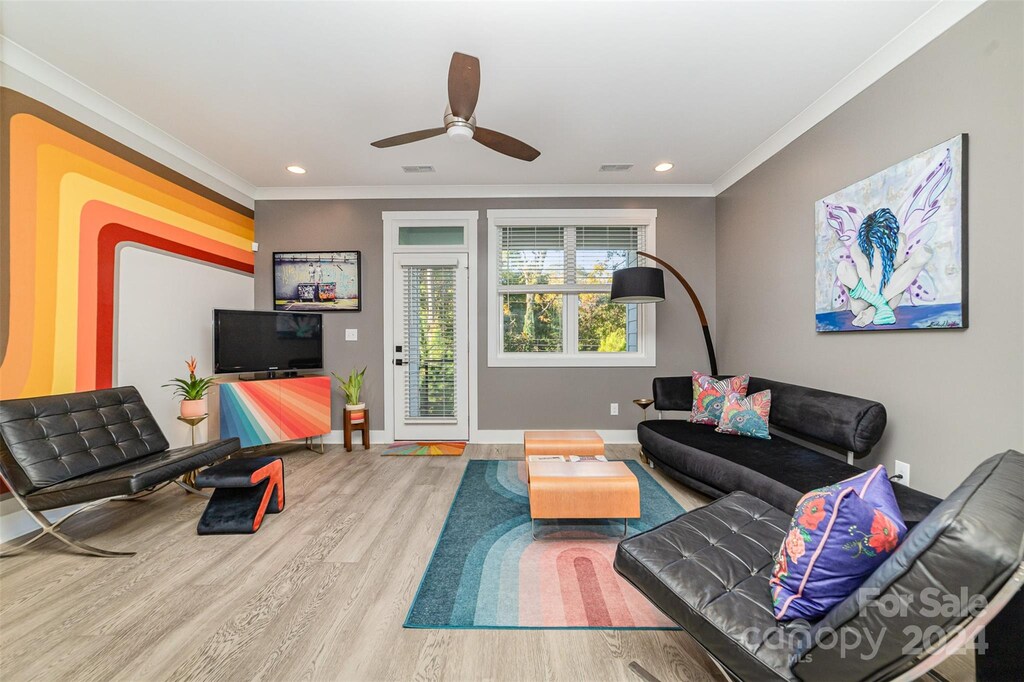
[689,371,749,425]
[770,466,906,621]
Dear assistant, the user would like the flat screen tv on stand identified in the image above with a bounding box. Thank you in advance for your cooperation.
[214,309,324,378]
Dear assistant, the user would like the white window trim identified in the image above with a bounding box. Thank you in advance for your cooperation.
[487,208,657,368]
[382,211,479,442]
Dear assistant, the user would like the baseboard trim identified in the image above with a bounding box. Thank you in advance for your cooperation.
[322,429,639,445]
[321,430,388,446]
[0,499,83,545]
[471,429,639,445]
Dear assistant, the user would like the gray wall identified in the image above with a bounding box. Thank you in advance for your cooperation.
[715,1,1024,497]
[255,197,716,433]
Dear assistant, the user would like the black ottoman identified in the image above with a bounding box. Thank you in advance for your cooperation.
[195,456,285,534]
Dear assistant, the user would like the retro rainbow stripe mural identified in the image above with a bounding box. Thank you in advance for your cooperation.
[0,88,255,401]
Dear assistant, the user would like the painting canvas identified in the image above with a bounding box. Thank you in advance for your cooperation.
[815,134,966,332]
[274,251,361,311]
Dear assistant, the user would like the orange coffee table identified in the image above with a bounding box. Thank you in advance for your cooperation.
[523,430,604,457]
[526,459,640,538]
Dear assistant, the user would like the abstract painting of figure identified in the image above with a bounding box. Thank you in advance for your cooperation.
[274,251,362,311]
[815,134,966,332]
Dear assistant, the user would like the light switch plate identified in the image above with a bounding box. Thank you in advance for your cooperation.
[345,329,358,341]
[610,402,619,416]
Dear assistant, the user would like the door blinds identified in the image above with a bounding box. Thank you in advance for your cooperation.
[402,265,458,421]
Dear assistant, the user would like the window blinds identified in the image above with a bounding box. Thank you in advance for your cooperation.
[403,265,457,420]
[498,225,644,289]
[498,226,566,285]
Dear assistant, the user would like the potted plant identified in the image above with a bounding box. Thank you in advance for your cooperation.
[333,367,366,411]
[163,356,216,418]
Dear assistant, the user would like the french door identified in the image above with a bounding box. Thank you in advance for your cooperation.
[392,253,469,441]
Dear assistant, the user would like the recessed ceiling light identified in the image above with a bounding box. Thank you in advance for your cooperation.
[286,165,307,174]
[654,162,674,173]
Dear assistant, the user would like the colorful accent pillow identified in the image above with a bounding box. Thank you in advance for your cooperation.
[771,466,907,621]
[715,390,771,439]
[689,372,749,425]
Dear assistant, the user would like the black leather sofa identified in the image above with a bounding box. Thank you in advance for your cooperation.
[639,376,941,524]
[615,450,1024,681]
[0,386,240,556]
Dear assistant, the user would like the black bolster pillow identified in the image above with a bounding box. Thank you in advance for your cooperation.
[747,377,887,455]
[652,376,693,412]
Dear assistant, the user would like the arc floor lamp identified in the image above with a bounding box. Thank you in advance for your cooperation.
[610,251,718,375]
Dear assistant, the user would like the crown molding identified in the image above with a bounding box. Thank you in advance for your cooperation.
[711,0,985,195]
[253,183,715,201]
[2,0,983,206]
[0,36,258,206]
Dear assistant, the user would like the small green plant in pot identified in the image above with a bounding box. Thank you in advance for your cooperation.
[333,367,366,411]
[163,356,216,418]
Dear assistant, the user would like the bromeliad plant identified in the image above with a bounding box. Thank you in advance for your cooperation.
[163,356,216,401]
[333,367,366,407]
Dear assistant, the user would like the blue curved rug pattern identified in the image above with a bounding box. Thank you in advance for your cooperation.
[406,459,685,629]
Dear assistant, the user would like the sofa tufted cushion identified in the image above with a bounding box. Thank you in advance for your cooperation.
[22,438,240,510]
[0,386,169,495]
[791,450,1024,681]
[615,492,802,681]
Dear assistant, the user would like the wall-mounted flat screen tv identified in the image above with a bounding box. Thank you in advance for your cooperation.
[214,309,323,374]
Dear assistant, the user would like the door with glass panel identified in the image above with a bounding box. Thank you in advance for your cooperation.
[393,253,469,441]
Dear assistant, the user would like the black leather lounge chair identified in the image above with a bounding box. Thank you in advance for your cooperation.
[615,450,1024,681]
[0,386,240,557]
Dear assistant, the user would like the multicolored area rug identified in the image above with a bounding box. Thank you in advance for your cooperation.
[405,460,684,629]
[382,441,466,456]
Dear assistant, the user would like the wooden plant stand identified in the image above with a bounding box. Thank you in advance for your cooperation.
[343,408,370,452]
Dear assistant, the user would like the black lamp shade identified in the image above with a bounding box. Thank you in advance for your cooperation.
[610,266,665,303]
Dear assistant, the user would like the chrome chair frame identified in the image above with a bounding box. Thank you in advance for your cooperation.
[0,468,134,557]
[0,470,208,558]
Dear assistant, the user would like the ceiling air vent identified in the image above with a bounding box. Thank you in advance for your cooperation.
[599,163,634,172]
[402,165,435,173]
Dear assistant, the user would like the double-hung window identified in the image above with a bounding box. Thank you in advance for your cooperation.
[487,209,656,367]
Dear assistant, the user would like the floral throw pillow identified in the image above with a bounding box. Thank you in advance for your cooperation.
[715,390,771,439]
[770,466,907,621]
[689,372,749,425]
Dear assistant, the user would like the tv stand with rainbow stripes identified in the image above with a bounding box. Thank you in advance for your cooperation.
[209,375,331,451]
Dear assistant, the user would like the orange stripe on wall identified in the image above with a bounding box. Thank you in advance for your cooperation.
[94,224,253,388]
[76,201,253,389]
[1,101,254,400]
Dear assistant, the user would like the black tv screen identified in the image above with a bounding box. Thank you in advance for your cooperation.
[214,309,323,374]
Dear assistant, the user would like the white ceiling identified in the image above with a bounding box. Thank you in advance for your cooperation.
[1,1,952,192]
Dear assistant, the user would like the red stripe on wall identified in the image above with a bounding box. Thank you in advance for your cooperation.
[95,223,254,388]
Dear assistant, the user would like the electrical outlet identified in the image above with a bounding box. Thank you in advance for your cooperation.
[345,329,358,341]
[894,460,910,487]
[610,403,619,416]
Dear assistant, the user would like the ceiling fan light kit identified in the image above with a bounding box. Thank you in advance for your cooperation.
[443,107,475,141]
[371,52,540,161]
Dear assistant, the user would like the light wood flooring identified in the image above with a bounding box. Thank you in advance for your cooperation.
[0,444,974,681]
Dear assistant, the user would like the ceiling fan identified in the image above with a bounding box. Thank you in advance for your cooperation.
[370,52,541,162]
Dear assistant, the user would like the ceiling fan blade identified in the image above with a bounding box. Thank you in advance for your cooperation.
[448,52,480,120]
[370,128,446,148]
[473,127,541,162]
